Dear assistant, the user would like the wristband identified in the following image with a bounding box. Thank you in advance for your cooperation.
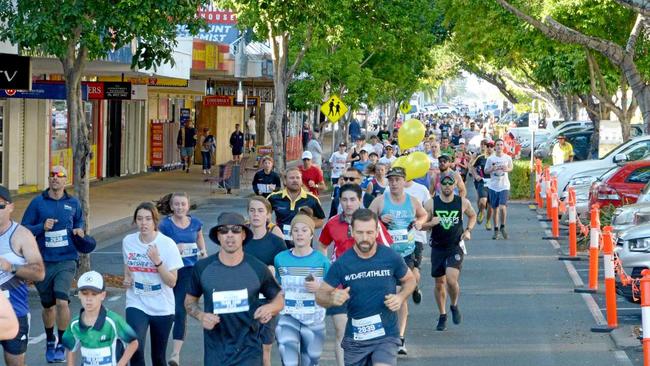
[155,261,163,268]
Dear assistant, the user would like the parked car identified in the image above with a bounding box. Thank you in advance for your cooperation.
[588,160,650,209]
[611,181,650,234]
[551,135,650,195]
[547,120,593,134]
[614,222,650,303]
[533,131,593,161]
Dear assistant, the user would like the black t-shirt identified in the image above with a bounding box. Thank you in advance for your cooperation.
[473,154,491,179]
[188,254,282,365]
[244,232,287,266]
[252,170,282,197]
[377,130,390,141]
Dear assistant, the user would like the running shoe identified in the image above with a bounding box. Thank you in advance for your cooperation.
[412,287,422,304]
[485,221,492,230]
[492,230,499,240]
[398,338,407,355]
[477,210,484,224]
[501,227,509,240]
[436,314,447,331]
[46,341,57,363]
[168,352,180,366]
[450,304,462,324]
[53,343,66,363]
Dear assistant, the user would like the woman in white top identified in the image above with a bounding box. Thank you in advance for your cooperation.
[123,202,184,366]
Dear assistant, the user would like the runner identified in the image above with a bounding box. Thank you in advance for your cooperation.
[267,168,325,247]
[0,296,18,341]
[431,155,467,198]
[252,156,282,198]
[245,196,287,366]
[485,139,513,240]
[122,202,184,366]
[403,179,431,305]
[157,193,207,366]
[274,215,329,366]
[423,171,476,331]
[329,143,349,186]
[185,212,284,366]
[365,163,388,199]
[0,185,45,366]
[378,145,397,166]
[329,168,364,218]
[21,165,85,363]
[61,271,139,366]
[318,184,393,366]
[368,167,427,356]
[470,140,494,229]
[299,151,326,196]
[316,209,416,366]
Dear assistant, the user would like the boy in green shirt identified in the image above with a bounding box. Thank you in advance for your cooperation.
[61,271,138,366]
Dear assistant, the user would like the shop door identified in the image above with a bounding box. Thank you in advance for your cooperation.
[106,100,122,177]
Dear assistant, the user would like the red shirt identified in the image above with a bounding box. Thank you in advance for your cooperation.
[319,214,393,261]
[299,165,324,196]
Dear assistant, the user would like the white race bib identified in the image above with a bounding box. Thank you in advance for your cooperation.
[282,225,292,241]
[212,289,249,314]
[133,281,162,296]
[257,183,275,194]
[388,229,409,244]
[81,346,112,366]
[2,290,9,298]
[351,314,385,341]
[284,291,316,315]
[178,243,198,258]
[45,229,69,248]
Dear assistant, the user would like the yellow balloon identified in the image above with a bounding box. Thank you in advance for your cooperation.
[392,156,407,169]
[398,119,426,151]
[404,152,430,181]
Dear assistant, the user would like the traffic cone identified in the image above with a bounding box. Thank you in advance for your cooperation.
[559,187,580,261]
[543,191,561,240]
[575,204,600,294]
[592,226,617,332]
[640,269,650,366]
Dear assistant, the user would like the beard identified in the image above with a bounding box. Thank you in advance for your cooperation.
[356,240,375,253]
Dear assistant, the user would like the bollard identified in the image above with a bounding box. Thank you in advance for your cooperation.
[545,168,552,220]
[535,160,543,208]
[575,204,599,294]
[543,191,561,240]
[591,226,617,332]
[641,269,650,366]
[559,187,580,261]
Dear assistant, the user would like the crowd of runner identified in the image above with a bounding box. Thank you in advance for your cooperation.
[0,113,513,366]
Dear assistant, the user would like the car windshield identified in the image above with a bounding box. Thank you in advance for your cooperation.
[599,166,619,182]
[640,182,650,202]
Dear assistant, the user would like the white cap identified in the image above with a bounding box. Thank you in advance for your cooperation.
[77,271,104,292]
[301,151,313,160]
[459,138,466,144]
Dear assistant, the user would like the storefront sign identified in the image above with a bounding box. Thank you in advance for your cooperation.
[203,95,232,106]
[98,76,189,87]
[180,108,191,126]
[150,122,165,167]
[0,82,88,100]
[234,96,260,107]
[177,7,239,43]
[0,53,31,90]
[85,82,132,100]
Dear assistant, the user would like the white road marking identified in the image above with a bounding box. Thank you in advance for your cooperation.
[107,295,122,302]
[91,252,123,255]
[614,350,635,366]
[28,333,46,345]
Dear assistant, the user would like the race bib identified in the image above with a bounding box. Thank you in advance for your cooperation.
[212,289,249,314]
[45,229,69,248]
[81,346,112,366]
[2,290,9,298]
[178,243,198,258]
[133,281,162,296]
[351,314,385,341]
[284,291,316,315]
[257,184,275,194]
[388,229,409,244]
[283,224,292,241]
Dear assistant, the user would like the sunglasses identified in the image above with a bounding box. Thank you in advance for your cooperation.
[216,225,244,234]
[0,203,7,209]
[440,179,455,186]
[342,177,358,182]
[49,171,66,178]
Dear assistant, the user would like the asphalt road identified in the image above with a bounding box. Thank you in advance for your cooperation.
[21,194,638,365]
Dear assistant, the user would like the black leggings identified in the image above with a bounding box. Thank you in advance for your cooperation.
[126,307,174,366]
[172,266,193,340]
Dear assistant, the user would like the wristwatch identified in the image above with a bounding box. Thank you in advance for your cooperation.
[10,264,17,274]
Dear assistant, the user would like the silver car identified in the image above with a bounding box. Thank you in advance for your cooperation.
[614,221,650,303]
[612,181,650,233]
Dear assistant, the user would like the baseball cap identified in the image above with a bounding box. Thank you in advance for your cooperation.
[0,185,12,203]
[77,271,104,292]
[339,142,347,147]
[440,170,456,184]
[301,151,313,160]
[486,141,495,148]
[386,167,406,178]
[558,134,566,139]
[438,154,452,162]
[208,212,253,245]
[459,138,466,144]
[360,148,369,154]
[356,135,366,141]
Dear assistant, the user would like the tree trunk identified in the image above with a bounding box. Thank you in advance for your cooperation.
[387,98,397,132]
[554,94,571,121]
[61,47,91,274]
[578,94,602,158]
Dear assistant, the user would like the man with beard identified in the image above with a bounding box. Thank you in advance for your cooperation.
[423,171,477,331]
[317,209,415,366]
[430,155,466,198]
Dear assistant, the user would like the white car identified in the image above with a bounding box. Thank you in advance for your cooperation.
[611,182,650,234]
[551,135,650,194]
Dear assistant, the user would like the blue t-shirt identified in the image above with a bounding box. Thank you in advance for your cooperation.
[324,244,408,341]
[158,216,203,267]
[274,249,330,325]
[353,160,370,174]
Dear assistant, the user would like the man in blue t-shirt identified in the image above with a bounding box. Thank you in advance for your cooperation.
[317,209,415,366]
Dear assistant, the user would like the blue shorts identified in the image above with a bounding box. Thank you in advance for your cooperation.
[180,146,194,157]
[488,189,509,208]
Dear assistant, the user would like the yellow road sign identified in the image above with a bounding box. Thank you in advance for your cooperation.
[321,95,348,123]
[400,101,412,114]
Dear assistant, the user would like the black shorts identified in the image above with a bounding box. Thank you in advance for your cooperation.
[430,246,464,278]
[260,314,279,345]
[1,315,28,355]
[474,180,488,199]
[326,302,348,316]
[35,260,76,307]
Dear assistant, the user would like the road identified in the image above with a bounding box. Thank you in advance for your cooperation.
[21,195,638,365]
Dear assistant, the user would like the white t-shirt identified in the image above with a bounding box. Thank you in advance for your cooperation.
[123,232,184,316]
[402,182,430,244]
[378,155,397,165]
[247,118,256,135]
[329,151,348,179]
[486,154,512,192]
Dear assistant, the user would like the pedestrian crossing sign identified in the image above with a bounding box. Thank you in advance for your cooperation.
[321,95,348,123]
[400,101,412,114]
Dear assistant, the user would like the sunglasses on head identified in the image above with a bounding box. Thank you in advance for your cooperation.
[50,171,66,178]
[216,225,244,234]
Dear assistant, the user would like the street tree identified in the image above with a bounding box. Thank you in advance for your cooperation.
[0,0,207,272]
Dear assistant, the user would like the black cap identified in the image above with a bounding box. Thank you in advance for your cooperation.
[558,134,566,139]
[208,212,253,245]
[0,185,11,203]
[386,167,406,178]
[438,154,451,162]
